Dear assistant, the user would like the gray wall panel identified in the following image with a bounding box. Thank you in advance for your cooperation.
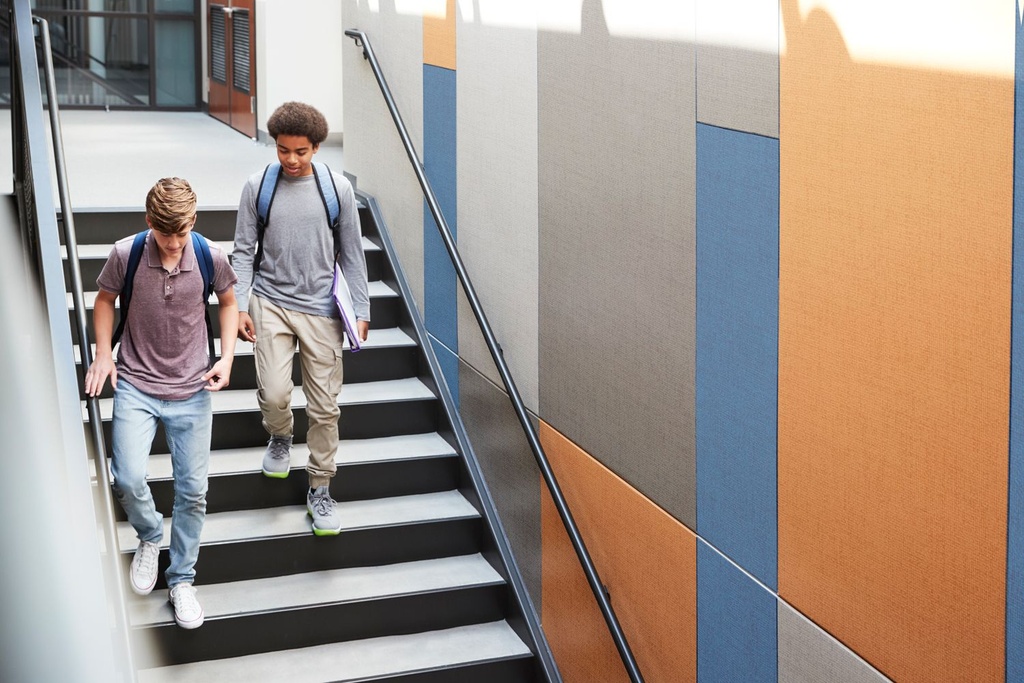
[459,360,542,611]
[342,0,426,303]
[456,17,540,412]
[538,2,697,527]
[696,0,779,137]
[778,603,893,683]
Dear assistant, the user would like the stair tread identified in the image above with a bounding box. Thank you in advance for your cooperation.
[137,620,532,683]
[73,326,416,363]
[130,553,503,627]
[117,490,480,552]
[62,236,381,259]
[142,432,458,479]
[69,278,398,309]
[84,377,436,421]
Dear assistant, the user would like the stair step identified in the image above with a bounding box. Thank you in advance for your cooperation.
[145,432,457,480]
[130,553,502,628]
[85,377,436,422]
[117,490,480,553]
[137,620,533,683]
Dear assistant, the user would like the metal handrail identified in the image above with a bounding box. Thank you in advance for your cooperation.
[345,28,645,683]
[11,3,136,679]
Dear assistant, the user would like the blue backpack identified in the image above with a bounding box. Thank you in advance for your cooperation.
[111,230,216,362]
[253,161,341,273]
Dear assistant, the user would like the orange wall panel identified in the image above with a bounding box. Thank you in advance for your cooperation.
[423,0,456,70]
[778,4,1012,682]
[540,422,696,683]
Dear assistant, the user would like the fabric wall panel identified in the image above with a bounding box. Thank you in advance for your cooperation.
[777,603,891,683]
[341,0,425,303]
[695,123,778,590]
[423,64,458,359]
[697,542,777,683]
[538,0,698,527]
[455,16,539,411]
[1010,9,1024,681]
[423,0,455,70]
[459,361,541,608]
[540,422,696,682]
[695,0,779,137]
[778,2,1012,681]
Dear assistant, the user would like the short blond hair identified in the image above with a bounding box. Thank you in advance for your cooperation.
[146,177,197,234]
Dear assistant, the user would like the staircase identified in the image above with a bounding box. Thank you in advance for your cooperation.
[66,196,553,682]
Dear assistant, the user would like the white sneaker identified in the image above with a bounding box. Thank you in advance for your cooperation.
[129,541,160,596]
[168,583,204,629]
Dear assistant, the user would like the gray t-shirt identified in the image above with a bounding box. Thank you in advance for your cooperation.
[97,232,237,400]
[231,168,370,320]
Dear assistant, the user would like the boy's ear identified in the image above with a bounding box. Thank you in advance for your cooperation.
[145,216,153,229]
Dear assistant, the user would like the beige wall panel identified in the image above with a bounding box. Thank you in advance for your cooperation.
[456,14,539,411]
[538,1,697,526]
[342,0,426,303]
[778,603,892,683]
[695,0,779,137]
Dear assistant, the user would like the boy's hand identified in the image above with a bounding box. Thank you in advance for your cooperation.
[238,311,256,342]
[203,358,233,392]
[84,355,116,397]
[357,320,370,342]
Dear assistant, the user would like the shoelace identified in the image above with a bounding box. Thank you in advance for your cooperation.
[310,490,335,516]
[171,584,200,613]
[268,438,290,460]
[134,543,158,575]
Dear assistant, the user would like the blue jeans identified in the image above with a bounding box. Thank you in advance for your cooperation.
[110,380,211,587]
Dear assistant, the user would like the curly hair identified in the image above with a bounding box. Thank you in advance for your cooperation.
[267,101,329,145]
[146,177,197,235]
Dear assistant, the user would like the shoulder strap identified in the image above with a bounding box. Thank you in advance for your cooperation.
[111,230,148,346]
[253,163,281,273]
[191,232,217,364]
[311,162,342,255]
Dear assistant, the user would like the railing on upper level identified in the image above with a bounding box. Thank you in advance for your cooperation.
[344,28,646,683]
[8,0,134,679]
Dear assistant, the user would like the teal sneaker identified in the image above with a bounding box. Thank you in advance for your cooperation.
[262,435,292,478]
[307,485,342,536]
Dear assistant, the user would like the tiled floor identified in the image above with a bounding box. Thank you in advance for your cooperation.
[2,109,346,210]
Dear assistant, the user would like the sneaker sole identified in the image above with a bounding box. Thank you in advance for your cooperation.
[130,577,157,596]
[174,612,205,629]
[262,469,290,479]
[307,509,342,536]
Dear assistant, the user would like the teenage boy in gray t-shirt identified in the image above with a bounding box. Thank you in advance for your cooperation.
[85,177,239,629]
[232,101,370,536]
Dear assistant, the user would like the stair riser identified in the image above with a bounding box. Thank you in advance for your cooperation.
[67,210,239,243]
[98,398,440,452]
[77,345,420,400]
[117,456,461,518]
[376,658,540,683]
[134,583,508,668]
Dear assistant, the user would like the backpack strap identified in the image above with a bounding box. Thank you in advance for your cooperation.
[111,230,148,347]
[253,162,281,274]
[191,232,217,363]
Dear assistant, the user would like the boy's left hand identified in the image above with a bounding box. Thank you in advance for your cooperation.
[203,358,233,391]
[357,320,370,342]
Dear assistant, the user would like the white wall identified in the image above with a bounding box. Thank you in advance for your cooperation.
[256,0,345,142]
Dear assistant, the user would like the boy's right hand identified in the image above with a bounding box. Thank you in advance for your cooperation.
[84,355,116,397]
[238,311,257,342]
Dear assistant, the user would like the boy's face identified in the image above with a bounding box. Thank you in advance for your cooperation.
[275,134,319,178]
[147,217,194,260]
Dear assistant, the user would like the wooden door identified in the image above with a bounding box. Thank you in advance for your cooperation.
[208,0,256,138]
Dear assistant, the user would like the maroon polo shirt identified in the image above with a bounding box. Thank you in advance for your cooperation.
[97,231,237,400]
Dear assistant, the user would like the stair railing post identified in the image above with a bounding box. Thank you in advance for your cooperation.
[345,28,645,683]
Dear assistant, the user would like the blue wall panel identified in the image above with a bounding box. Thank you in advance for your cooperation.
[697,540,778,683]
[423,64,458,353]
[695,123,779,590]
[1009,7,1024,680]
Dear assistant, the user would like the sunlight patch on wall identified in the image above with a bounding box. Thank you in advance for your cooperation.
[458,0,543,30]
[602,0,694,41]
[698,0,778,52]
[395,0,446,18]
[789,0,1013,77]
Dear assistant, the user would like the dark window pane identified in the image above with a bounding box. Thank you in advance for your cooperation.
[32,1,148,12]
[155,0,195,13]
[155,20,195,106]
